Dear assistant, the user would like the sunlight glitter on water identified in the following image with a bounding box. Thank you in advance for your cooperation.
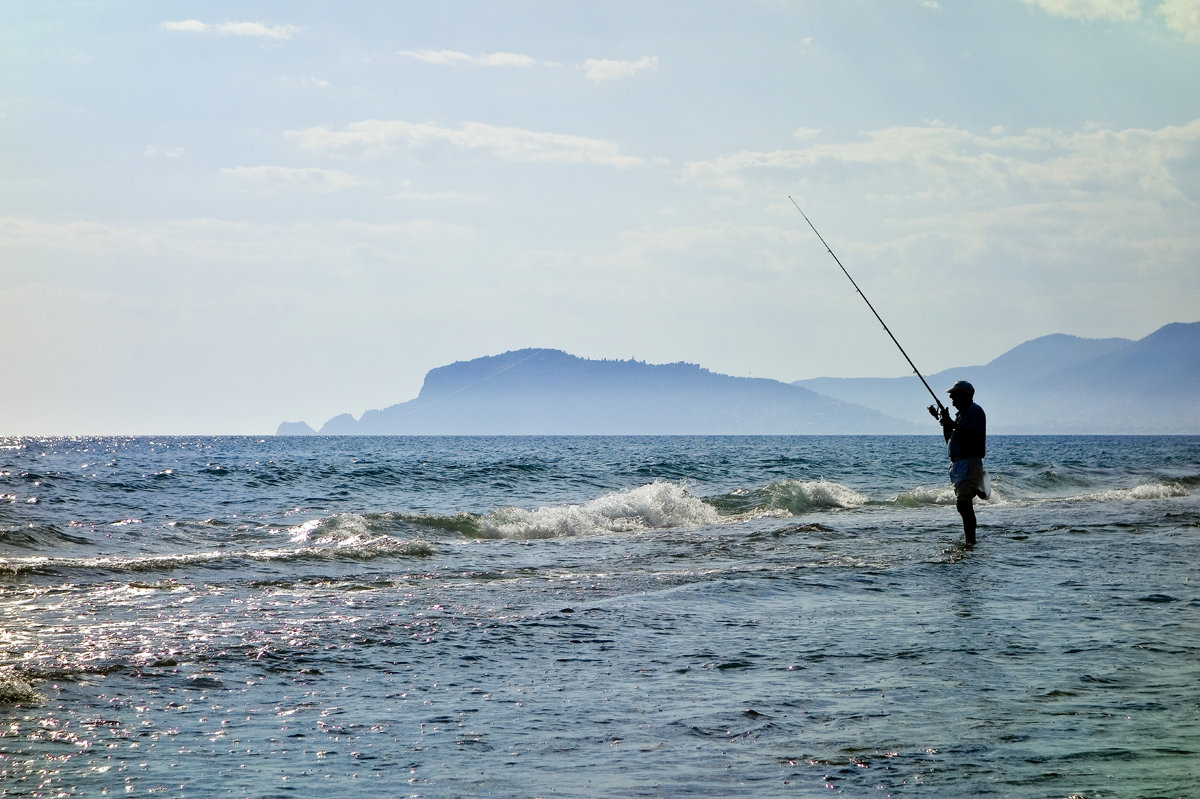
[2,435,1198,797]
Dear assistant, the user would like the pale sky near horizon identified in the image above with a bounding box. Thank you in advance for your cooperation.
[3,0,1199,434]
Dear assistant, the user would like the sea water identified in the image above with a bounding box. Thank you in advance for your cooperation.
[1,435,1197,798]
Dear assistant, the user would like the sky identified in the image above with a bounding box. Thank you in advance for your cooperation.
[3,0,1199,435]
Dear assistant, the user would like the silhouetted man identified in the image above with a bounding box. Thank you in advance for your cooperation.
[935,380,988,545]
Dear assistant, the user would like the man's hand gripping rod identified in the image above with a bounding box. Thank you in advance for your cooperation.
[788,197,946,419]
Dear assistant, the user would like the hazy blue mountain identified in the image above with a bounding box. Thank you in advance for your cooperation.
[319,414,359,435]
[794,321,1200,433]
[275,421,316,436]
[976,333,1132,384]
[795,333,1135,430]
[291,348,918,435]
[279,322,1199,435]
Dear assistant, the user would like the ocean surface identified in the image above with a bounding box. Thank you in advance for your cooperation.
[1,435,1197,798]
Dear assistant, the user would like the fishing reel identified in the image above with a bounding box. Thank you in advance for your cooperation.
[928,404,949,423]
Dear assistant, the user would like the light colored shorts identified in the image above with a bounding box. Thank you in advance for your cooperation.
[949,458,989,501]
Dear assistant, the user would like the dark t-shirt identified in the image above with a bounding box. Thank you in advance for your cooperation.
[948,402,986,461]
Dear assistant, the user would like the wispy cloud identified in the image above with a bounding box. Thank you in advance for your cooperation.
[398,49,658,81]
[1159,0,1200,41]
[680,118,1200,202]
[398,49,537,67]
[392,188,489,203]
[583,56,659,82]
[144,144,185,159]
[1019,0,1141,21]
[286,120,644,168]
[162,20,299,39]
[0,216,475,268]
[221,166,369,193]
[676,118,1200,295]
[1021,0,1200,42]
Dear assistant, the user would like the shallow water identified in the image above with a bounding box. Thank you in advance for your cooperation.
[2,435,1197,796]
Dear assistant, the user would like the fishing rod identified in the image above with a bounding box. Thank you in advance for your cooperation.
[788,196,945,416]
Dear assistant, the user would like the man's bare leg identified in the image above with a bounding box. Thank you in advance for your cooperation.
[957,497,977,545]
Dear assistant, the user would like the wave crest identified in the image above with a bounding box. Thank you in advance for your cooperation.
[759,479,868,514]
[0,516,435,576]
[475,481,720,540]
[1076,482,1189,502]
[894,485,958,507]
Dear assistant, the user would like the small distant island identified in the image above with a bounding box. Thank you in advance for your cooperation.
[278,321,1199,435]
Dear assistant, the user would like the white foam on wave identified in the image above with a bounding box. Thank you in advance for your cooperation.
[762,479,868,513]
[288,513,390,546]
[283,513,438,558]
[288,517,333,543]
[0,517,435,575]
[894,485,958,506]
[477,481,720,540]
[1076,482,1189,503]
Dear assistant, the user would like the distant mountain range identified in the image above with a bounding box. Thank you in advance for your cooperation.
[277,321,1199,435]
[794,321,1200,434]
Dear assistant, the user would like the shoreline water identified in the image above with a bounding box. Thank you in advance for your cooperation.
[2,435,1197,796]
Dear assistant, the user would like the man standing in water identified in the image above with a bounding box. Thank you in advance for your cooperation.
[933,381,988,545]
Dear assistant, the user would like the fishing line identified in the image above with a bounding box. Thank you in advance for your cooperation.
[788,196,945,414]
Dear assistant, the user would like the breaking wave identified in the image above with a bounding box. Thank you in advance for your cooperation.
[759,479,868,513]
[0,517,435,576]
[713,479,869,517]
[456,481,721,540]
[893,485,959,507]
[1073,482,1190,503]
